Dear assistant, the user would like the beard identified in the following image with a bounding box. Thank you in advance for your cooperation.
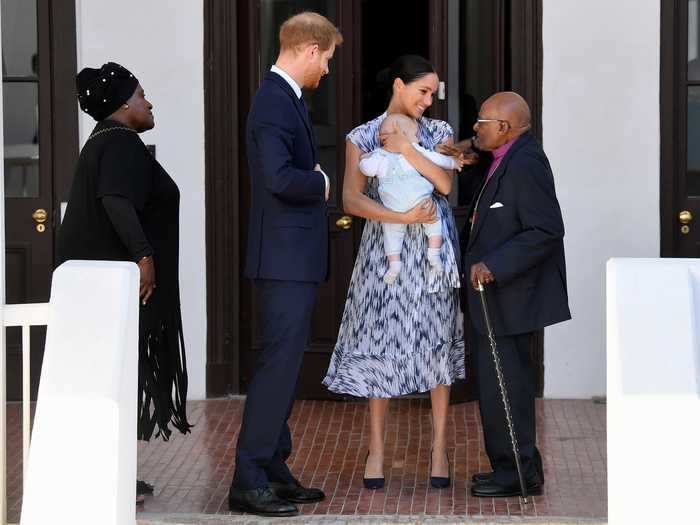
[304,71,323,90]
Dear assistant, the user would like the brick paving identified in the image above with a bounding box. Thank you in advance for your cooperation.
[5,398,606,523]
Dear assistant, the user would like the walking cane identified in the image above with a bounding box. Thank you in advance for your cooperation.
[476,279,529,504]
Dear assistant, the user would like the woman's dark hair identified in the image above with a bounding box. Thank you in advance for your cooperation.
[376,55,435,98]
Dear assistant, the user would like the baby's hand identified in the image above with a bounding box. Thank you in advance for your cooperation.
[460,148,480,166]
[452,156,467,171]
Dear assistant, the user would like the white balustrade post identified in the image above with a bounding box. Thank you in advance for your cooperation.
[20,261,140,525]
[21,325,30,486]
[608,258,700,525]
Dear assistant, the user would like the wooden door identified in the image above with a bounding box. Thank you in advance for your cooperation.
[3,0,51,401]
[237,0,361,399]
[662,0,700,256]
[2,1,78,400]
[235,0,451,400]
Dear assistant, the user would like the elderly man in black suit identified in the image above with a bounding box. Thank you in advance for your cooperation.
[463,92,571,498]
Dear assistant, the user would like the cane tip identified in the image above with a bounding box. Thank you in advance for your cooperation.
[521,496,529,505]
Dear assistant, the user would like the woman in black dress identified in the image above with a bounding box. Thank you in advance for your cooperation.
[57,62,192,497]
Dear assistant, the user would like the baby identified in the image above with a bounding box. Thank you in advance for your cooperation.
[360,113,463,285]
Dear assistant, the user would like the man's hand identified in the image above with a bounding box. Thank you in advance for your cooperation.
[470,261,494,290]
[138,255,156,305]
[315,163,330,201]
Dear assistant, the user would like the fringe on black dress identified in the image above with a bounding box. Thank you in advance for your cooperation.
[137,304,193,441]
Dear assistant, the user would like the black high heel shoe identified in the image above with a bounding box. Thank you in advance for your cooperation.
[363,451,385,490]
[430,450,451,489]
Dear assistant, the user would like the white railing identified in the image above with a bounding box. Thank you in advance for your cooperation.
[0,303,49,525]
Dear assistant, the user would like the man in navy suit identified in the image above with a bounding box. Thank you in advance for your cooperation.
[464,92,571,498]
[228,12,342,517]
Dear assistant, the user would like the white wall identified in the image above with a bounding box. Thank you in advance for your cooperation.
[75,1,206,399]
[542,0,661,397]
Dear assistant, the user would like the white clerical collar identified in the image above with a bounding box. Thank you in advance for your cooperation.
[271,65,302,99]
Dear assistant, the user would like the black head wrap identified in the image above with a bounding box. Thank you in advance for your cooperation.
[76,62,139,121]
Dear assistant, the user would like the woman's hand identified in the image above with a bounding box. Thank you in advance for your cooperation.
[380,122,412,154]
[403,198,437,224]
[138,255,156,305]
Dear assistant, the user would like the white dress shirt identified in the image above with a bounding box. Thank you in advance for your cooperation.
[270,65,329,198]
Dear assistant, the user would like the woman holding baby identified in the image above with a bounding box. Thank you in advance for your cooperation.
[322,55,470,489]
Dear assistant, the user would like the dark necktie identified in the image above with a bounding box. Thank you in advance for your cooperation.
[299,95,317,162]
[300,95,308,117]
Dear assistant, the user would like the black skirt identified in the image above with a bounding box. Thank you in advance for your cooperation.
[58,119,192,441]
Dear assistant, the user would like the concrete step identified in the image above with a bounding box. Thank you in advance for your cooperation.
[137,514,607,525]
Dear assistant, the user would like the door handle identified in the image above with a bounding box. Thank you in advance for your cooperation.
[679,210,693,235]
[335,215,353,230]
[32,208,47,233]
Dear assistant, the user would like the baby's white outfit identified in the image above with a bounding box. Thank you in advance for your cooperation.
[359,144,458,284]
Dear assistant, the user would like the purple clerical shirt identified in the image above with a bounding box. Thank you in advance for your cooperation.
[471,137,518,228]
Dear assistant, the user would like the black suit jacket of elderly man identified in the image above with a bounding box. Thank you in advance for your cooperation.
[463,131,571,488]
[464,131,570,335]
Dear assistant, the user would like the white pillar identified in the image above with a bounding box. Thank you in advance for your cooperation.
[607,258,700,525]
[20,260,139,525]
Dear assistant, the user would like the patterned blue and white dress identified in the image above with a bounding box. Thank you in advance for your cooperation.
[323,113,466,398]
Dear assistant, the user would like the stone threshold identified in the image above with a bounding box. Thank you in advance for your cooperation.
[137,514,607,525]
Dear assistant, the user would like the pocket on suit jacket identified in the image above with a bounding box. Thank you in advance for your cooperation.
[274,212,313,229]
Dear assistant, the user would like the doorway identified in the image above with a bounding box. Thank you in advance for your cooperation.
[203,0,544,399]
[359,0,430,123]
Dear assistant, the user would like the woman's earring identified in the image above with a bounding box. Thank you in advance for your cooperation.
[123,104,129,109]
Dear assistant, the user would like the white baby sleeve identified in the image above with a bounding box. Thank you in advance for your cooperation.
[358,151,388,177]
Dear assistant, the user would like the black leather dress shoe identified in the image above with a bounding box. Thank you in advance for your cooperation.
[228,487,299,516]
[470,478,543,498]
[471,471,494,484]
[472,470,545,485]
[268,481,325,504]
[137,479,155,495]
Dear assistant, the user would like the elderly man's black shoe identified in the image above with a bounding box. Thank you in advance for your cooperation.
[470,478,543,498]
[472,470,545,485]
[471,471,494,484]
[228,487,299,516]
[269,481,325,503]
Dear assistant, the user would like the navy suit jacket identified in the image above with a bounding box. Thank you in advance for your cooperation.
[244,72,329,283]
[464,132,571,336]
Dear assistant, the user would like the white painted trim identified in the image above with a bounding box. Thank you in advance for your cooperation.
[3,304,49,327]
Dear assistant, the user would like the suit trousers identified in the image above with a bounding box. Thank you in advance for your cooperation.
[469,323,543,485]
[232,279,318,490]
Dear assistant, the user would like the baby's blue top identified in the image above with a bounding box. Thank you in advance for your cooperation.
[358,144,457,213]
